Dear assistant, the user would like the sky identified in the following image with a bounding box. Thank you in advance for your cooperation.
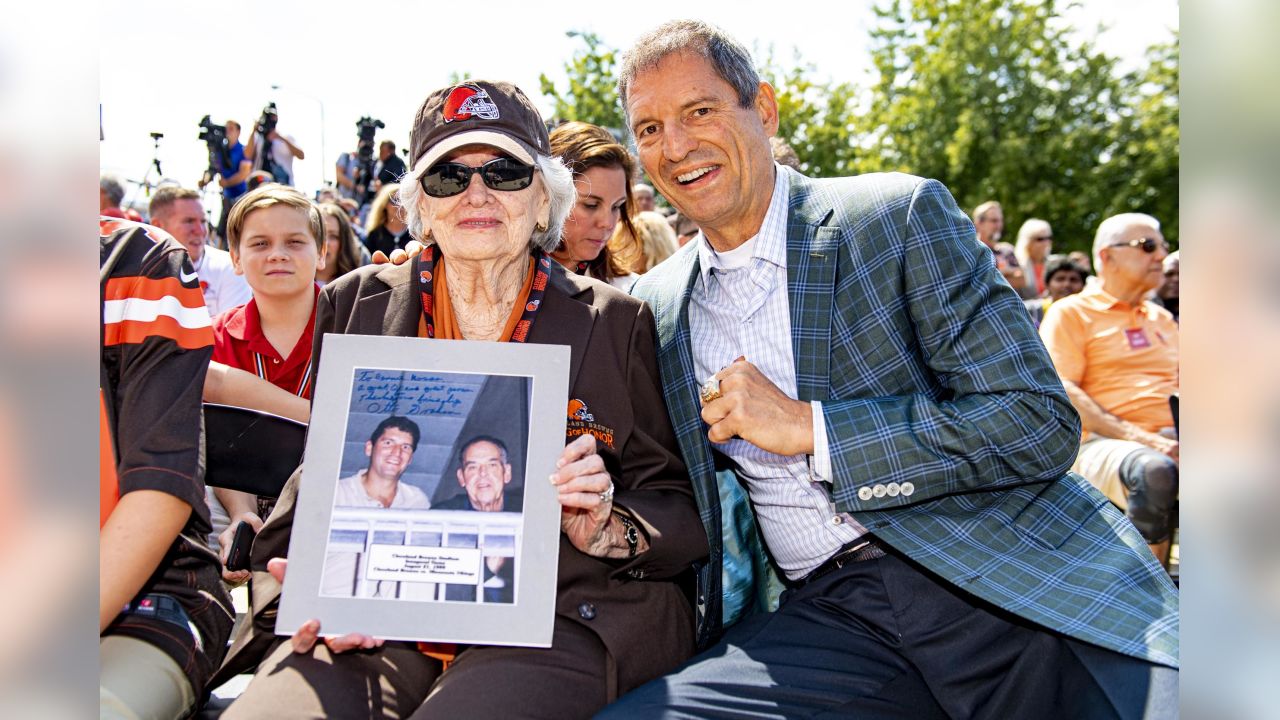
[99,0,1177,208]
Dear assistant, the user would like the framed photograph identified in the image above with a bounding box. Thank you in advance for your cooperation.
[276,334,570,647]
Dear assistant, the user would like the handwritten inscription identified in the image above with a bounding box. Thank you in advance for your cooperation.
[353,369,478,416]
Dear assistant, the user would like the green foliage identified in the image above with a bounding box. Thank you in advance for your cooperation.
[856,0,1179,251]
[539,31,625,134]
[760,51,860,178]
[536,13,1177,250]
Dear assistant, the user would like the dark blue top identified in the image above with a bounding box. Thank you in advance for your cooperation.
[218,142,248,199]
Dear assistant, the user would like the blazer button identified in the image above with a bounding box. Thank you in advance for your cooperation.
[872,484,888,498]
[578,602,597,621]
[900,482,915,496]
[886,482,901,497]
[857,486,873,501]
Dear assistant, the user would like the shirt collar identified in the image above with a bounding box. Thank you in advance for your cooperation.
[1078,281,1134,311]
[696,164,790,287]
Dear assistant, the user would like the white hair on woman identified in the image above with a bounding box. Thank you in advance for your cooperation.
[397,154,575,254]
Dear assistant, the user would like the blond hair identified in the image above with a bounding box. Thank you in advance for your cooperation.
[226,184,324,253]
[611,210,678,274]
[365,183,401,234]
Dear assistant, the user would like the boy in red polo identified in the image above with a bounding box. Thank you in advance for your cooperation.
[208,184,327,579]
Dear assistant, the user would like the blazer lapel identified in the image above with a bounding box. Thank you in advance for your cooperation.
[650,250,718,502]
[784,171,840,402]
[527,263,595,393]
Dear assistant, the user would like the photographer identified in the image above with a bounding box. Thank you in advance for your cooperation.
[198,119,252,246]
[245,103,305,186]
[337,116,385,210]
[334,143,361,201]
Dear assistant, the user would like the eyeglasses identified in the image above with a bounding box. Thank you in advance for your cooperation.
[1108,237,1169,254]
[419,157,535,198]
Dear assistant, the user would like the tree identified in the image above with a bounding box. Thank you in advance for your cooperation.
[1091,35,1179,245]
[855,0,1176,253]
[759,51,860,178]
[539,31,625,134]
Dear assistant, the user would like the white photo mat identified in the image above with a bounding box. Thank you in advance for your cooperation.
[276,334,569,647]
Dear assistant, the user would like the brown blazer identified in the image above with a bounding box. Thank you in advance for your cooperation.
[215,258,708,695]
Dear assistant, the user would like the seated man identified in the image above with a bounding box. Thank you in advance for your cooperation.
[205,184,328,580]
[1040,212,1179,565]
[99,217,233,719]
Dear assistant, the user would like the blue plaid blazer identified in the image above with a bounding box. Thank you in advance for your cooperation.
[630,168,1179,668]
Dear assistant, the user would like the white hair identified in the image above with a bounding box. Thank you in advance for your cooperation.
[396,153,575,254]
[1092,212,1160,273]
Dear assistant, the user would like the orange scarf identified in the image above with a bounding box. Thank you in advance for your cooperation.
[418,256,536,341]
[415,255,536,666]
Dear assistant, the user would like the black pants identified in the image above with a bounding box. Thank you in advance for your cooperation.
[600,549,1177,719]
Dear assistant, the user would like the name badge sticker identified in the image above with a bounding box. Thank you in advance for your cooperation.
[1124,327,1151,350]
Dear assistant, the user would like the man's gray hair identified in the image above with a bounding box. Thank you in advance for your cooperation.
[396,153,574,254]
[1092,212,1160,272]
[617,20,760,124]
[100,174,125,207]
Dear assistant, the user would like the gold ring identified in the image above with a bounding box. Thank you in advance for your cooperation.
[699,377,722,404]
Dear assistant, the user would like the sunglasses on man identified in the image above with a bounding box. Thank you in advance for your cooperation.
[419,157,535,198]
[1108,237,1169,254]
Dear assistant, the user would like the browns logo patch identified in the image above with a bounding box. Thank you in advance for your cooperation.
[565,399,615,449]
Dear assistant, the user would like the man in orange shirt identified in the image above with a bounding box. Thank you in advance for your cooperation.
[1040,213,1178,566]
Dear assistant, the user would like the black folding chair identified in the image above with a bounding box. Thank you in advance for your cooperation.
[203,403,306,499]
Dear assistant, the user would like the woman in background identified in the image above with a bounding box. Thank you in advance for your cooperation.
[611,210,679,275]
[315,202,365,286]
[1014,218,1054,299]
[548,121,637,289]
[362,183,411,258]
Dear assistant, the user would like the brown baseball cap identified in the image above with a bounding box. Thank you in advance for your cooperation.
[409,80,551,176]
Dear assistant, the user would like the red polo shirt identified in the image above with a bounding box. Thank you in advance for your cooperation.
[211,286,319,399]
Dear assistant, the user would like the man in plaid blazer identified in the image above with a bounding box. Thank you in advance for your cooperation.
[602,20,1178,719]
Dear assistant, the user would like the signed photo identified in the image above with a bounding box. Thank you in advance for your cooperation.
[320,369,527,603]
[277,335,569,647]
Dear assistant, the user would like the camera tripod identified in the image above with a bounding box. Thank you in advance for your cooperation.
[126,132,165,212]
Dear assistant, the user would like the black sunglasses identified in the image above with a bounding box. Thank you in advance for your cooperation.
[1108,237,1169,254]
[419,157,535,198]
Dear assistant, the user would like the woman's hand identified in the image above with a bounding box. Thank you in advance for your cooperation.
[371,240,425,266]
[551,434,616,557]
[267,558,385,654]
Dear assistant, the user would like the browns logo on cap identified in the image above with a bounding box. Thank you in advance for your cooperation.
[410,79,552,177]
[443,84,501,123]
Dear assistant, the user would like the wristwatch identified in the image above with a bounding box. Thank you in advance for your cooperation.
[615,513,639,558]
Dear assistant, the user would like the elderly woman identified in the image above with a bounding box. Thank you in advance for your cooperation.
[221,80,706,720]
[548,121,638,289]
